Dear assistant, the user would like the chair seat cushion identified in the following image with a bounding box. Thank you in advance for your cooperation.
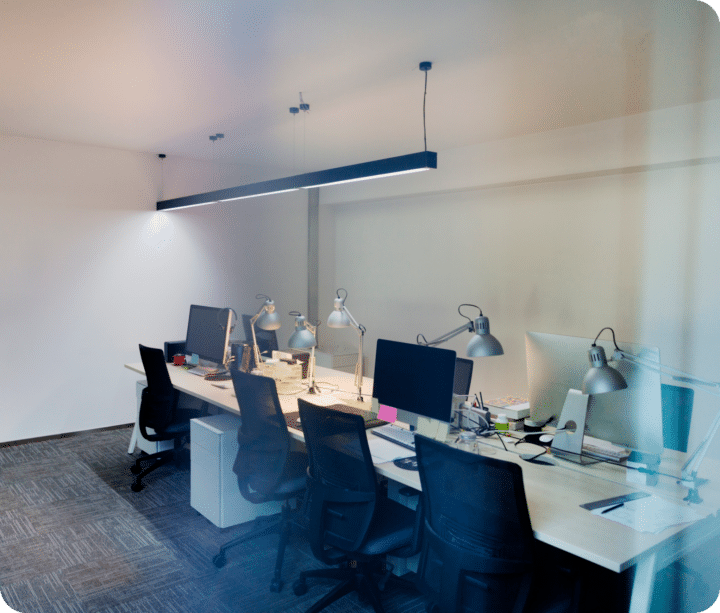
[357,496,416,557]
[273,451,309,497]
[161,408,206,435]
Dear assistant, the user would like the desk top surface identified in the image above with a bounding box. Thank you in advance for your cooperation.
[125,361,720,574]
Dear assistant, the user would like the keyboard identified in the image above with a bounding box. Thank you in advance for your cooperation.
[285,404,387,431]
[371,424,416,451]
[185,365,220,377]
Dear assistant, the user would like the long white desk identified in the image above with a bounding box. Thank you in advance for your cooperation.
[125,362,720,613]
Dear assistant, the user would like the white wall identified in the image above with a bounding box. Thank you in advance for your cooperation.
[0,135,307,444]
[318,100,720,457]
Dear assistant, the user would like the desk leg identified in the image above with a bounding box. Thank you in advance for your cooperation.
[128,422,139,454]
[628,551,658,613]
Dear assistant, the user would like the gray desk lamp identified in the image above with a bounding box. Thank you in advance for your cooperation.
[581,327,720,503]
[327,288,366,401]
[287,311,319,393]
[417,304,504,357]
[250,294,281,367]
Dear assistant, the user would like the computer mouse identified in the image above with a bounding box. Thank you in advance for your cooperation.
[539,434,554,444]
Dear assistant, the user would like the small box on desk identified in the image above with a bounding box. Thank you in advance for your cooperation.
[485,396,531,421]
[164,340,186,362]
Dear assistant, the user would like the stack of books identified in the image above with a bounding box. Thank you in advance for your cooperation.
[485,396,530,431]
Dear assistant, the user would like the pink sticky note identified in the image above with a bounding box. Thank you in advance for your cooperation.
[377,404,397,422]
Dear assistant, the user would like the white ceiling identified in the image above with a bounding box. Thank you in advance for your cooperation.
[1,0,718,173]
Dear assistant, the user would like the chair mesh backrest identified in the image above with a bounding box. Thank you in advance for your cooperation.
[415,435,535,612]
[298,399,378,554]
[416,435,534,562]
[139,344,177,432]
[231,370,290,499]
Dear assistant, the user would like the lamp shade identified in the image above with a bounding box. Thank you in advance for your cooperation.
[287,315,317,349]
[256,299,281,330]
[466,316,504,357]
[581,345,628,394]
[327,297,351,328]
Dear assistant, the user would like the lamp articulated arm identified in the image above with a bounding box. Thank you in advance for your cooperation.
[417,304,503,358]
[417,321,474,347]
[250,310,263,366]
[615,349,720,483]
[327,289,366,401]
[250,294,280,367]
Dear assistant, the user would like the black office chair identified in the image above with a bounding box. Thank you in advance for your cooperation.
[661,383,694,453]
[211,370,308,592]
[414,434,579,613]
[131,344,206,492]
[292,399,422,613]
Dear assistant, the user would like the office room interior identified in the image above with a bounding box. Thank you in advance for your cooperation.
[1,0,719,610]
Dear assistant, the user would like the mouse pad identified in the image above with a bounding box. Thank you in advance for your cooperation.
[523,432,553,447]
[393,457,418,471]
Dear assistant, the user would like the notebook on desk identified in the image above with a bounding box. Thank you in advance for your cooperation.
[284,404,387,431]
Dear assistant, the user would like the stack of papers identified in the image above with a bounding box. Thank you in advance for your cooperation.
[592,495,707,534]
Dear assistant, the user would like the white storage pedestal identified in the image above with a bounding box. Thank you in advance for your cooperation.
[190,413,281,528]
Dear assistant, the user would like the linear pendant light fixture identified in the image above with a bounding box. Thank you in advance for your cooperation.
[156,62,437,212]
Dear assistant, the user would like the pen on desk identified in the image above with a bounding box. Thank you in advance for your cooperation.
[601,502,624,514]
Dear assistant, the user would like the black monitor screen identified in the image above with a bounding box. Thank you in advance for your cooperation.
[242,313,279,357]
[372,339,457,423]
[185,305,230,364]
[454,357,474,396]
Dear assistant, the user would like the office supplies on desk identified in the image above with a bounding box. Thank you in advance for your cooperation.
[602,502,624,514]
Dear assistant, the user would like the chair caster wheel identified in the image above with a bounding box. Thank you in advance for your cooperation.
[270,578,282,593]
[293,579,308,596]
[130,465,142,475]
[130,482,142,492]
[213,553,226,568]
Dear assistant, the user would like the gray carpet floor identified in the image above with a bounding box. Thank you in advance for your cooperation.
[0,426,427,613]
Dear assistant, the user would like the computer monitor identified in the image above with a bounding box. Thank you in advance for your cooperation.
[525,331,663,454]
[454,357,474,396]
[242,313,279,358]
[372,339,457,427]
[185,305,232,366]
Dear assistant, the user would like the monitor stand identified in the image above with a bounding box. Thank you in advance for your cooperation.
[550,389,598,465]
